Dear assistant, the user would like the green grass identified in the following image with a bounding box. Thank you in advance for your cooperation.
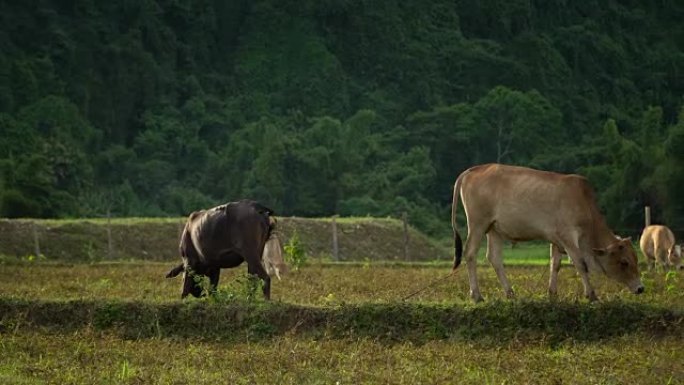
[1,257,684,384]
[2,331,681,385]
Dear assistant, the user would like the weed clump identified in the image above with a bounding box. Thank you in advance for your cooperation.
[284,231,308,270]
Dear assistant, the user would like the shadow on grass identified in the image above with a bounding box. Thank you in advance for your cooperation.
[0,298,682,345]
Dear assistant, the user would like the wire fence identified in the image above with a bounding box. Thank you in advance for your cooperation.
[0,212,437,262]
[4,207,684,261]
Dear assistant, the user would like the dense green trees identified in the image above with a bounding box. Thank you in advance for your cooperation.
[0,0,683,237]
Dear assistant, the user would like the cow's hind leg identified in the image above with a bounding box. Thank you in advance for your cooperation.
[486,231,514,298]
[655,250,668,272]
[548,243,563,298]
[463,226,486,302]
[246,255,271,300]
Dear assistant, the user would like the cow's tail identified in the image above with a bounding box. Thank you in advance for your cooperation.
[452,172,465,270]
[267,212,277,239]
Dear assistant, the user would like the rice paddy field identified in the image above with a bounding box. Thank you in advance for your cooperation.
[1,244,684,384]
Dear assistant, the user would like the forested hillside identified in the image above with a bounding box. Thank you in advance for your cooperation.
[1,0,683,237]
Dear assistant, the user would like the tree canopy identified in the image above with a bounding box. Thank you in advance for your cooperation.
[1,0,683,237]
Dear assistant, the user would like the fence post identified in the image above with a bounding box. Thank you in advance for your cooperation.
[32,221,41,257]
[402,212,409,261]
[644,206,651,228]
[332,215,339,261]
[106,210,113,259]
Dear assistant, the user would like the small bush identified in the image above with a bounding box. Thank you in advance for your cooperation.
[665,270,678,293]
[284,231,307,270]
[232,273,264,302]
[194,272,265,303]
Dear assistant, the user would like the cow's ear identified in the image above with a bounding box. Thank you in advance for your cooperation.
[622,236,632,243]
[593,248,607,256]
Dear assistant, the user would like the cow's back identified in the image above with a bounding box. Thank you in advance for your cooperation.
[459,164,599,243]
[224,200,271,247]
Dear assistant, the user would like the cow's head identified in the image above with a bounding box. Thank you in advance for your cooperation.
[668,244,684,270]
[593,237,644,294]
[182,270,205,298]
[166,264,204,298]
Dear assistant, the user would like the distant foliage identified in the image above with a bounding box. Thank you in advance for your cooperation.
[0,1,683,237]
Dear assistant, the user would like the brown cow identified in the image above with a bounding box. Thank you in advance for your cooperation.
[639,225,684,271]
[452,164,644,302]
[165,200,283,299]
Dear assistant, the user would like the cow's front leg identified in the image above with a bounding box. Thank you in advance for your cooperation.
[564,247,598,301]
[577,266,598,302]
[208,269,220,296]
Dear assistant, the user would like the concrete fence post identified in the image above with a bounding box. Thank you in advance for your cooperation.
[332,215,339,261]
[32,221,41,257]
[106,210,113,259]
[402,211,409,261]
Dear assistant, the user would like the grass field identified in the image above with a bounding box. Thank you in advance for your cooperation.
[1,243,684,384]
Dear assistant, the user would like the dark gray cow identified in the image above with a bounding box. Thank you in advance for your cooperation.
[166,200,278,299]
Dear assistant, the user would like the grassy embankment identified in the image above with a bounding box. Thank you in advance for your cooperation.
[0,216,449,262]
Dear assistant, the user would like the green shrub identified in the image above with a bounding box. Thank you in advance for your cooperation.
[194,272,265,303]
[283,231,307,270]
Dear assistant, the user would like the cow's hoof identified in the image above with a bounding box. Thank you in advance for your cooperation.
[470,291,484,303]
[548,290,558,300]
[586,292,599,302]
[505,289,515,299]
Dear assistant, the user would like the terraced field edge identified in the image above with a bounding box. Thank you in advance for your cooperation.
[1,298,681,345]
